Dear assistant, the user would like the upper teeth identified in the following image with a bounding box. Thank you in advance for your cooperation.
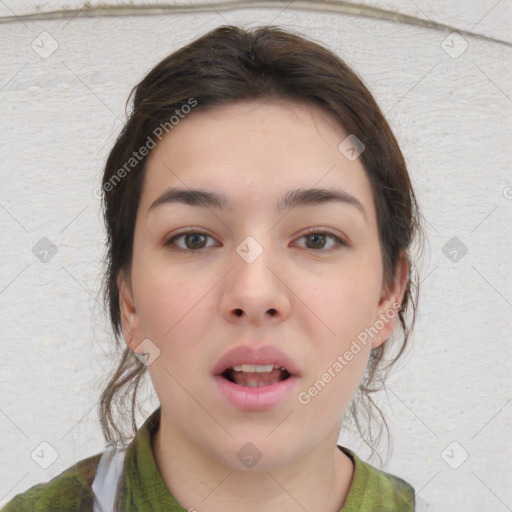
[232,364,280,373]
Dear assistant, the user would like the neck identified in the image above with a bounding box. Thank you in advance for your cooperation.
[152,415,354,512]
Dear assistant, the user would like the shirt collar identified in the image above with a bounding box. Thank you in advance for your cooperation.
[121,406,185,511]
[120,407,411,511]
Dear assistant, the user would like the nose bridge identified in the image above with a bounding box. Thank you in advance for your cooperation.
[233,234,279,293]
[235,234,267,266]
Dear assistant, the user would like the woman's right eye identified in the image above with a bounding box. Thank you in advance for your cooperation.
[164,231,218,253]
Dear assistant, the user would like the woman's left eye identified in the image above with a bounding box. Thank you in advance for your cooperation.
[295,231,346,251]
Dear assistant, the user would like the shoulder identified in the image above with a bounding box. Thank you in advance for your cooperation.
[1,452,102,512]
[339,447,415,512]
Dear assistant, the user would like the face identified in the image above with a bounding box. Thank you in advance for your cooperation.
[119,99,407,470]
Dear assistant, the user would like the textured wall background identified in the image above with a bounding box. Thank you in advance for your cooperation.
[0,1,511,510]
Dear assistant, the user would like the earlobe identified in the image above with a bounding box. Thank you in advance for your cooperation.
[372,252,409,349]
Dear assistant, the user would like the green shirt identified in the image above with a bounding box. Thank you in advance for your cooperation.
[2,408,415,511]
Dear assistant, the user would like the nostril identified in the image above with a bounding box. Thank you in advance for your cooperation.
[233,308,277,317]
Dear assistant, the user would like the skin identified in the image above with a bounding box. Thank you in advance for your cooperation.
[118,98,409,511]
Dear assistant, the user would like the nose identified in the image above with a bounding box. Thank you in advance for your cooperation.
[219,237,291,326]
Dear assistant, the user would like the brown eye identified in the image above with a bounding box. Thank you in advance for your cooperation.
[183,233,208,250]
[295,231,346,251]
[165,231,217,253]
[305,233,327,249]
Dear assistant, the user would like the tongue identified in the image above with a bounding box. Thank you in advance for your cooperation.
[231,368,285,386]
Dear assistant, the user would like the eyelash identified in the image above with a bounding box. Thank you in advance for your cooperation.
[164,229,347,254]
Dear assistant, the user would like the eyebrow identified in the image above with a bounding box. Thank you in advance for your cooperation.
[148,186,367,220]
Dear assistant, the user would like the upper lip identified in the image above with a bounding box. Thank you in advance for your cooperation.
[212,344,301,377]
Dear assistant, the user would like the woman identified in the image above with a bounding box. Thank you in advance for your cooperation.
[3,24,423,511]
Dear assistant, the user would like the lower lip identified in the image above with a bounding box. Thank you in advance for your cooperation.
[213,375,299,411]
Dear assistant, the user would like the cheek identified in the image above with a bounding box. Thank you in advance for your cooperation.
[298,254,381,407]
[131,243,212,342]
[131,263,214,396]
[308,259,382,342]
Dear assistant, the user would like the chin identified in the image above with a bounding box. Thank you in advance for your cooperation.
[208,435,303,472]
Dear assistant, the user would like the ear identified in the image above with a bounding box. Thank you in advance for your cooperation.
[117,270,143,354]
[371,252,409,349]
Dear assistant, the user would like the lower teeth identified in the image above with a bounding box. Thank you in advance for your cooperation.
[244,380,279,388]
[221,368,291,387]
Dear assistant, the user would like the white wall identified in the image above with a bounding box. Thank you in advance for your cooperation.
[1,1,511,510]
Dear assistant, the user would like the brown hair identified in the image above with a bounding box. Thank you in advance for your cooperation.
[98,24,423,460]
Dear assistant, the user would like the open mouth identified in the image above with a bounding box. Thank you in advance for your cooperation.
[212,344,300,410]
[215,362,298,411]
[221,364,292,388]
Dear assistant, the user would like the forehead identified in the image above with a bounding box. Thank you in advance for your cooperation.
[147,98,348,169]
[140,99,376,224]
